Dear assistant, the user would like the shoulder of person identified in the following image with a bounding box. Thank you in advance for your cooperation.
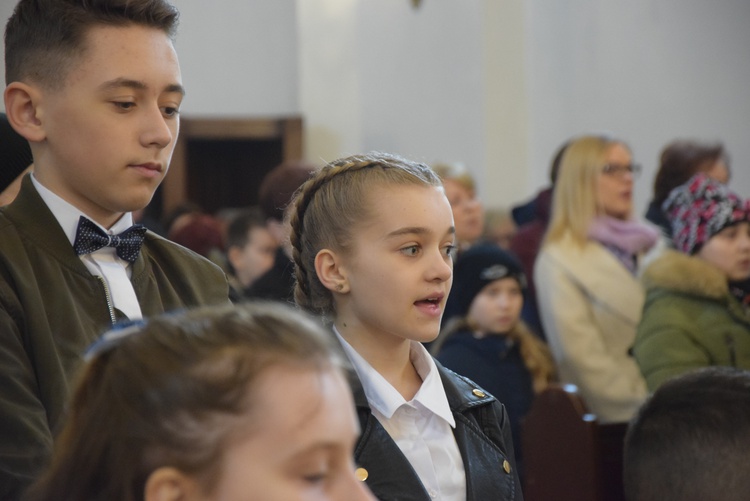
[642,249,727,300]
[142,231,226,276]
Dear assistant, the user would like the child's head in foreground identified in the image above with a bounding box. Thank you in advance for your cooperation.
[4,0,183,226]
[624,367,750,501]
[26,302,374,501]
[288,152,455,344]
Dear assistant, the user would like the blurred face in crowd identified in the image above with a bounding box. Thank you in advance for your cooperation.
[697,222,750,282]
[443,178,484,246]
[468,277,523,335]
[229,225,278,288]
[596,142,634,220]
[705,159,730,185]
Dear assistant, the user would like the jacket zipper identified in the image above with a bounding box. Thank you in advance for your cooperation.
[95,275,117,325]
[724,333,737,367]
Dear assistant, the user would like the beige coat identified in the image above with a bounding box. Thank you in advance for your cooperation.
[534,231,647,422]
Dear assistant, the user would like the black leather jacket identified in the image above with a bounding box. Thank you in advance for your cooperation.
[351,361,524,500]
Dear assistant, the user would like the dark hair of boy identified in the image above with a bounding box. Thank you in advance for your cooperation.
[225,207,267,278]
[623,367,750,501]
[5,0,179,89]
[226,207,267,252]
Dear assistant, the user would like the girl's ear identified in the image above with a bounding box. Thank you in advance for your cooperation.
[315,248,350,294]
[144,467,200,501]
[4,82,46,143]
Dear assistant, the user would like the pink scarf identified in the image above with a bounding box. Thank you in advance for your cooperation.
[588,217,660,273]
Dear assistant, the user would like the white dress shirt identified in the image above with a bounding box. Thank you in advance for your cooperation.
[335,329,467,501]
[32,175,143,320]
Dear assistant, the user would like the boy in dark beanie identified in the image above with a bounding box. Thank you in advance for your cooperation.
[432,243,555,479]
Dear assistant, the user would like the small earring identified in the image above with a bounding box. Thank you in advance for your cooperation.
[336,284,344,292]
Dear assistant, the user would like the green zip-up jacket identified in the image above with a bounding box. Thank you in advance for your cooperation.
[0,177,230,499]
[633,249,750,392]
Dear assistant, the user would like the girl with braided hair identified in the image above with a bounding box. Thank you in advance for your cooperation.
[288,152,522,500]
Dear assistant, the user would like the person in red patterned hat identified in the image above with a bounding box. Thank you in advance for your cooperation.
[633,173,750,391]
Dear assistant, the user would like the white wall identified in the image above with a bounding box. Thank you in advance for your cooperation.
[169,0,299,116]
[0,1,300,116]
[2,0,749,214]
[526,0,750,213]
[299,0,529,208]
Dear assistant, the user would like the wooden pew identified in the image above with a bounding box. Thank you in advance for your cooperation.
[522,383,628,501]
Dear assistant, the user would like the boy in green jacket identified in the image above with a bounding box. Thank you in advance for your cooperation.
[1,1,230,497]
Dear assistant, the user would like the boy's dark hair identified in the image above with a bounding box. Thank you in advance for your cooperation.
[5,0,180,88]
[653,140,728,204]
[623,367,750,501]
[226,208,267,250]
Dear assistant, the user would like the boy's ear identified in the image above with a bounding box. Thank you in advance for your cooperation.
[315,248,350,294]
[226,245,243,273]
[4,82,46,143]
[144,467,199,501]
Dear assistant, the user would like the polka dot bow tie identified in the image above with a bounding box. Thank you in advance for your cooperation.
[73,216,147,263]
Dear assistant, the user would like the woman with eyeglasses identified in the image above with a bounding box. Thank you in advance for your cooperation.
[25,302,375,501]
[534,135,659,423]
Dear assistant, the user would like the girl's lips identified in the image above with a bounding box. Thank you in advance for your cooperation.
[414,296,445,318]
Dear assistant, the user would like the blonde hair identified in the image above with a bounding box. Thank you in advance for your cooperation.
[432,162,476,194]
[289,152,443,317]
[432,318,556,393]
[544,135,631,246]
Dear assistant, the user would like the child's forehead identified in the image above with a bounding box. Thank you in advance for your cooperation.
[362,184,452,224]
[63,24,179,83]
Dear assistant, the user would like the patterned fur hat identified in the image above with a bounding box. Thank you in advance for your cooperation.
[444,243,526,321]
[662,173,750,255]
[0,113,33,193]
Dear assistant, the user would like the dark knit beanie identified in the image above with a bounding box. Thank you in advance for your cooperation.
[444,243,527,321]
[0,113,33,193]
[662,173,750,255]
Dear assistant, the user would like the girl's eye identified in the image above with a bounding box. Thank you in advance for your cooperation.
[302,472,327,485]
[444,244,458,259]
[401,245,420,256]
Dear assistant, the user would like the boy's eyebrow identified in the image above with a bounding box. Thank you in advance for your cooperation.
[98,78,186,96]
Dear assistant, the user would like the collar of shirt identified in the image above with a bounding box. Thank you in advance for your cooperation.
[334,327,456,428]
[31,174,135,250]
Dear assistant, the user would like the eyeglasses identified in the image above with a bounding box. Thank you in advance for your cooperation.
[602,163,642,178]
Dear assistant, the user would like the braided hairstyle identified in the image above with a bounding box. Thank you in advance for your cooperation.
[288,152,443,317]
